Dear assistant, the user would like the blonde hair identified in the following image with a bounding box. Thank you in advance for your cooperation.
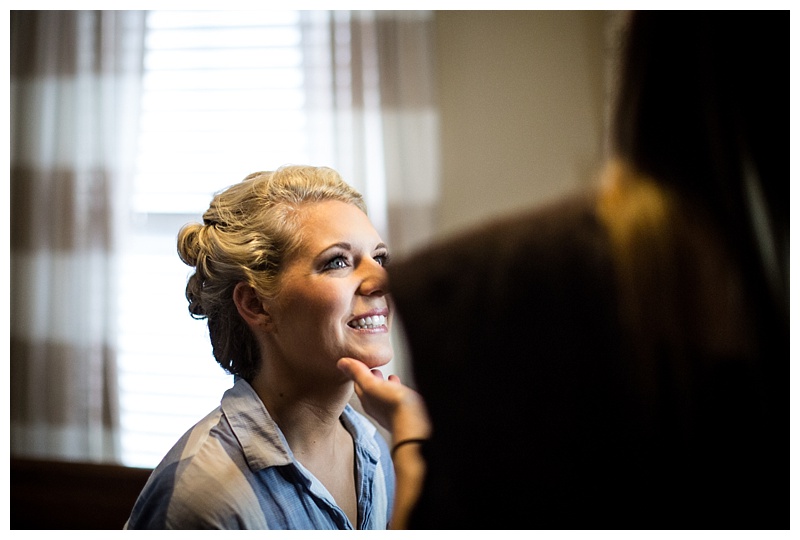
[176,165,367,380]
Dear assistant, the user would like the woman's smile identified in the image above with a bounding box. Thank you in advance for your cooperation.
[347,309,389,331]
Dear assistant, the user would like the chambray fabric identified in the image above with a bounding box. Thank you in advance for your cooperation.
[124,379,394,529]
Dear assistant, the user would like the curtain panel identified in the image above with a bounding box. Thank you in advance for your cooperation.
[374,11,440,256]
[10,11,146,462]
[302,10,440,256]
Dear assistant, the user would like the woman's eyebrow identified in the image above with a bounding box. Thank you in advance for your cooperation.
[314,242,387,259]
[314,242,351,258]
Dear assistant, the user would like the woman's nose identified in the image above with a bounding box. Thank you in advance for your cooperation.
[358,259,388,296]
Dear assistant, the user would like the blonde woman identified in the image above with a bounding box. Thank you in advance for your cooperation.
[126,166,400,529]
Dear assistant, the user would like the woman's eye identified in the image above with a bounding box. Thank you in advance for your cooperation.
[374,253,390,267]
[324,256,349,270]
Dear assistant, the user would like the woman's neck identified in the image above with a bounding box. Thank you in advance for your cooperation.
[249,366,354,456]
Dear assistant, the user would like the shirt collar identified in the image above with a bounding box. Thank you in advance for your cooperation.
[220,378,381,472]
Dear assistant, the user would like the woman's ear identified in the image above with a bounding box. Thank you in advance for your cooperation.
[233,282,272,330]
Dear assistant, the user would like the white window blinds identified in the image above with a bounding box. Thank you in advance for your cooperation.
[117,10,312,468]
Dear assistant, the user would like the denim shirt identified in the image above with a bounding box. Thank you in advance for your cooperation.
[125,379,395,529]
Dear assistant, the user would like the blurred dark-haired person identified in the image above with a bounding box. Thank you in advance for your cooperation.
[341,10,788,529]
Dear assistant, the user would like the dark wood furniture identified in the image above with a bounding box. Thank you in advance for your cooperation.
[10,457,153,530]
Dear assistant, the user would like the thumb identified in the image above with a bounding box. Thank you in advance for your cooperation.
[337,357,367,379]
[337,357,354,376]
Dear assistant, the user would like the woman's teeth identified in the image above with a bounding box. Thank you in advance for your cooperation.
[349,315,387,329]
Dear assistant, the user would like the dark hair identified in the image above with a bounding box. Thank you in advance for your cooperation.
[613,11,788,329]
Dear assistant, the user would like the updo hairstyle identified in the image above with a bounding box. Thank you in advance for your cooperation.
[176,165,367,380]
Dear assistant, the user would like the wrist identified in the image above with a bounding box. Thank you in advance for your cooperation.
[390,396,432,443]
[391,437,427,459]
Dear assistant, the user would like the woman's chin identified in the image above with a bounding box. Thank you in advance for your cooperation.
[353,349,393,370]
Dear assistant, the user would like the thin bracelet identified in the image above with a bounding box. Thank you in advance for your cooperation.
[391,438,427,459]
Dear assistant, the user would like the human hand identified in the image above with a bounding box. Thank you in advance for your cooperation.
[337,357,431,442]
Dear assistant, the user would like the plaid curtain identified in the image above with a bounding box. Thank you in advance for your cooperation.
[301,10,440,257]
[10,10,146,462]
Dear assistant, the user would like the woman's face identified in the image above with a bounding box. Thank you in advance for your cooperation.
[264,199,393,379]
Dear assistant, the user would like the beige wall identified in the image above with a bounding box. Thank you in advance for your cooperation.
[433,10,613,238]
